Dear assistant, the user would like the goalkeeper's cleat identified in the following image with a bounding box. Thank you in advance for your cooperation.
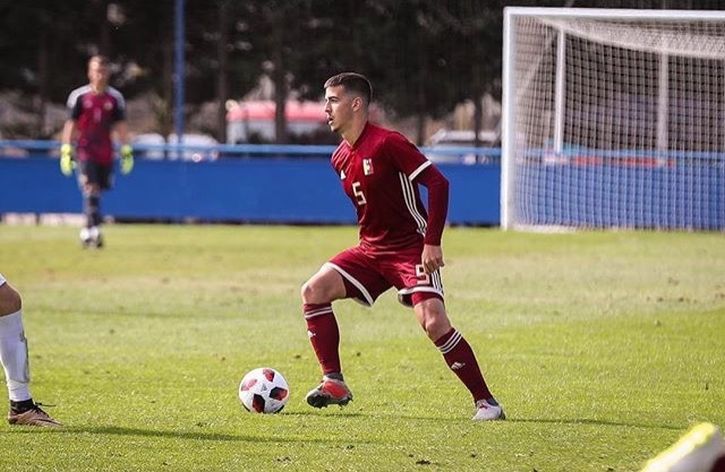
[80,227,103,249]
[93,232,104,249]
[641,422,725,472]
[59,144,75,176]
[120,144,134,174]
[89,226,103,249]
[472,399,505,421]
[305,376,353,408]
[79,227,92,248]
[8,403,61,428]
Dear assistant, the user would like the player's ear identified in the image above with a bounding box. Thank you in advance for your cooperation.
[352,97,362,111]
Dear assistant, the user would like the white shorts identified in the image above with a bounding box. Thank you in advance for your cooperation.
[0,273,5,286]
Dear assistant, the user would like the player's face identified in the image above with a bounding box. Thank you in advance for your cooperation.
[88,61,109,90]
[324,85,355,134]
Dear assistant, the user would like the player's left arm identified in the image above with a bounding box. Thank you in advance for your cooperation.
[113,120,134,174]
[385,134,450,274]
[110,90,133,174]
[416,165,449,274]
[114,120,130,145]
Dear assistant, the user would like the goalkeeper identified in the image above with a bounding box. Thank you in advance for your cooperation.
[60,55,133,248]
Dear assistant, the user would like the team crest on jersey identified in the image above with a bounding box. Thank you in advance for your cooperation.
[362,158,374,176]
[340,169,346,180]
[104,100,113,110]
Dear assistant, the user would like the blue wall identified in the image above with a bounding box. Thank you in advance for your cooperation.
[0,157,501,225]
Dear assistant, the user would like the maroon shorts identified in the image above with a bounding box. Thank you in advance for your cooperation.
[324,246,444,308]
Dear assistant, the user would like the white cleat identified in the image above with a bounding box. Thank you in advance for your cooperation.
[90,226,104,248]
[79,227,92,248]
[472,399,505,421]
[80,226,103,249]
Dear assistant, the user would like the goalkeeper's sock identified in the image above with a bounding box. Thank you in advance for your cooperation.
[84,194,101,227]
[303,303,341,376]
[0,310,32,402]
[435,327,493,403]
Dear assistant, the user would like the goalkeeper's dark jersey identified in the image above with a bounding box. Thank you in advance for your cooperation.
[66,85,126,165]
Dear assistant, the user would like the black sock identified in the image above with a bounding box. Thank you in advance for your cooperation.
[325,372,344,381]
[10,399,35,413]
[84,194,101,227]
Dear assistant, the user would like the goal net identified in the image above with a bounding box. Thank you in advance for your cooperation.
[501,8,725,230]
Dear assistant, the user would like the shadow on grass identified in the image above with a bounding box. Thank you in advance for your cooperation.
[5,425,379,444]
[505,417,684,431]
[506,417,687,431]
[6,415,681,440]
[281,410,367,418]
[315,410,685,431]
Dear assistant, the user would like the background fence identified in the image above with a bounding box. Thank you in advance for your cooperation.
[0,142,502,226]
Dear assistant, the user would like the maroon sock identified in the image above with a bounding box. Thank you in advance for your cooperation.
[434,327,493,403]
[303,303,341,375]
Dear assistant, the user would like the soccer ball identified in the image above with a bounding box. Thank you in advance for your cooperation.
[238,367,289,414]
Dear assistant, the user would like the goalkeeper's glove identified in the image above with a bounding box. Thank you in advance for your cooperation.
[59,144,75,176]
[120,144,134,175]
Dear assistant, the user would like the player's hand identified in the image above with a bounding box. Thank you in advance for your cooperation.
[422,244,445,274]
[120,144,134,175]
[59,143,75,176]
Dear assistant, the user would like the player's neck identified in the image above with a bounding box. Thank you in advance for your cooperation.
[341,118,368,147]
[90,83,107,94]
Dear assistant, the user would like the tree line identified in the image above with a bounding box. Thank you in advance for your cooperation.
[0,0,720,144]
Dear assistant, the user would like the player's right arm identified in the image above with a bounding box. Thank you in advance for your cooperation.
[59,119,76,176]
[61,118,75,145]
[60,88,84,176]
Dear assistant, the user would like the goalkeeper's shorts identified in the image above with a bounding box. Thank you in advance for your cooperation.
[77,160,113,190]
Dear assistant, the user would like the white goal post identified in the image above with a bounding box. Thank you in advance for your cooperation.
[501,7,725,230]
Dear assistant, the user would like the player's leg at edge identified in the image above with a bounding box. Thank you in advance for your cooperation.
[641,422,725,472]
[413,295,505,421]
[0,278,61,427]
[300,267,353,408]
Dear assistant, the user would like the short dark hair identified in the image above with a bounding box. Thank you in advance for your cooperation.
[88,55,109,68]
[324,72,373,105]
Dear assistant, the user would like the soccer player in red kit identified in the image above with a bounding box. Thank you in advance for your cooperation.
[301,72,504,421]
[60,55,134,248]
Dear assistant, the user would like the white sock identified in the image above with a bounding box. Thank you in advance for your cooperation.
[0,310,31,402]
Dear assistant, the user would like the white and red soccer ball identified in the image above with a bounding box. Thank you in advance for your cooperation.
[238,367,289,414]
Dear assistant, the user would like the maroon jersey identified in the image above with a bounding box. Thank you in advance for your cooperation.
[66,85,126,165]
[331,123,448,254]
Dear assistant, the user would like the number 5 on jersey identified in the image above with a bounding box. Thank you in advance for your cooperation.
[352,181,367,205]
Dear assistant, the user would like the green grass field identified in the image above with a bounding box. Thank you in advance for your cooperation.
[0,224,722,471]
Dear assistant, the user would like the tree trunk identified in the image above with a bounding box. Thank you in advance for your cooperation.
[472,61,484,149]
[416,113,426,148]
[272,50,288,144]
[98,0,111,55]
[37,29,48,138]
[160,27,174,137]
[415,40,427,146]
[473,93,483,148]
[215,0,228,144]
